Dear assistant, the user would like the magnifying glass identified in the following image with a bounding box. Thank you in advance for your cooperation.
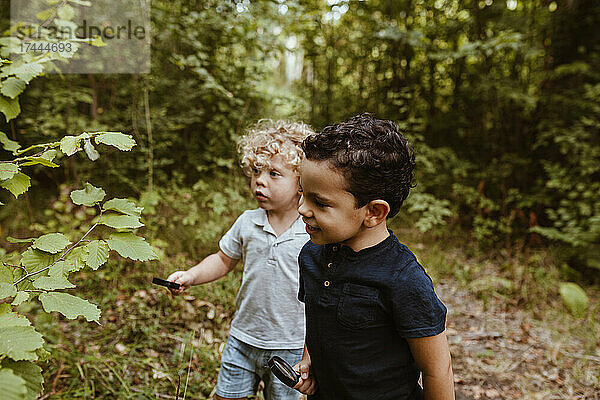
[268,356,300,388]
[152,277,181,290]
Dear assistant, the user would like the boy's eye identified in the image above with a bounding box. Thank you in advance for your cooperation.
[270,171,280,177]
[252,168,260,175]
[315,200,328,208]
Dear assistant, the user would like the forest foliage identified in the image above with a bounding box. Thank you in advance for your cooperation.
[0,0,598,398]
[2,0,597,270]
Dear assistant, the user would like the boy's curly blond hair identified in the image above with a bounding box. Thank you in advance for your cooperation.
[238,120,314,176]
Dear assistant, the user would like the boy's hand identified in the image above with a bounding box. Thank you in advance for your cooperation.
[292,355,317,395]
[166,271,191,295]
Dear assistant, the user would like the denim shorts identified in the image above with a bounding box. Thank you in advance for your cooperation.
[215,335,303,400]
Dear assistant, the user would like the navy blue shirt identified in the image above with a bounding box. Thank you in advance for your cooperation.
[298,231,447,400]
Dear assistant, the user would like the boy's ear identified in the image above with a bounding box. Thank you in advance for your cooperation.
[364,200,390,228]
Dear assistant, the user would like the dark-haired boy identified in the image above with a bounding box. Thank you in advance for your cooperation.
[292,114,454,399]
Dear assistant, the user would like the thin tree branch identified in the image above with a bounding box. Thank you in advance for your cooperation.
[2,262,28,274]
[13,206,103,286]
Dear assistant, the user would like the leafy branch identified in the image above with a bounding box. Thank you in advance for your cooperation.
[0,131,136,201]
[0,135,156,399]
[13,206,103,287]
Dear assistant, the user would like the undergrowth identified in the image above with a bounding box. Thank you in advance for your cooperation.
[2,191,598,398]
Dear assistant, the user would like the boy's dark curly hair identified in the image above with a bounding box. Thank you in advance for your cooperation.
[302,113,415,218]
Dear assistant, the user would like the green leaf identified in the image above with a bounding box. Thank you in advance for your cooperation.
[38,292,100,322]
[0,163,19,181]
[35,348,50,362]
[559,282,589,318]
[52,18,76,32]
[83,139,99,161]
[70,182,105,206]
[1,360,44,400]
[0,282,17,300]
[33,275,74,290]
[0,131,21,153]
[0,264,14,283]
[36,8,55,21]
[57,4,75,20]
[0,313,31,328]
[88,36,106,47]
[19,157,59,168]
[76,132,93,140]
[40,149,57,162]
[0,173,30,198]
[11,292,29,306]
[68,0,92,5]
[0,95,21,122]
[0,37,21,58]
[32,233,71,254]
[0,326,44,360]
[0,264,13,284]
[59,135,79,156]
[0,77,27,99]
[102,198,143,216]
[94,132,136,151]
[1,63,43,84]
[84,240,108,270]
[48,260,72,277]
[100,213,144,229]
[6,237,34,244]
[0,368,27,400]
[107,232,158,261]
[62,247,88,273]
[20,248,59,272]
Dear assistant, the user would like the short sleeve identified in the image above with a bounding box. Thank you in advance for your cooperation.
[392,261,447,338]
[218,213,246,260]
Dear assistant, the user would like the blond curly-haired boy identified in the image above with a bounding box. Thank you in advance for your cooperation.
[168,120,314,400]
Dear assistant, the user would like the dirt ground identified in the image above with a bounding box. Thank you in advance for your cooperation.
[438,282,600,400]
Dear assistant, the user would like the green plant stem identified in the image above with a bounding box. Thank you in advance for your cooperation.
[14,142,60,156]
[12,151,51,163]
[89,364,117,395]
[13,207,103,286]
[182,330,195,400]
[103,361,131,395]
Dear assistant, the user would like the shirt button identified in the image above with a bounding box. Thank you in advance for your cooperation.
[332,246,338,252]
[324,281,330,287]
[327,262,333,268]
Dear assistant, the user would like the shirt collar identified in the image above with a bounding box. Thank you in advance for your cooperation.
[250,208,306,236]
[328,230,395,259]
[250,208,275,235]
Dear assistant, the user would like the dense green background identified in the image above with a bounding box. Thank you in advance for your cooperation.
[0,0,599,398]
[2,0,598,273]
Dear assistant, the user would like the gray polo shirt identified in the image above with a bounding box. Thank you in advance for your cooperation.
[219,208,309,349]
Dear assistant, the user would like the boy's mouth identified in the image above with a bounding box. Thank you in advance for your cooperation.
[303,220,320,234]
[255,190,268,201]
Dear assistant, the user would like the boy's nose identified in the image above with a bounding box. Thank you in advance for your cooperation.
[255,171,267,186]
[298,196,310,216]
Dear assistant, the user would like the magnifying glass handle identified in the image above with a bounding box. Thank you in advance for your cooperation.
[152,277,181,290]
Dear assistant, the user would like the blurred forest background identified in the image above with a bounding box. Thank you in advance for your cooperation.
[0,0,599,399]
